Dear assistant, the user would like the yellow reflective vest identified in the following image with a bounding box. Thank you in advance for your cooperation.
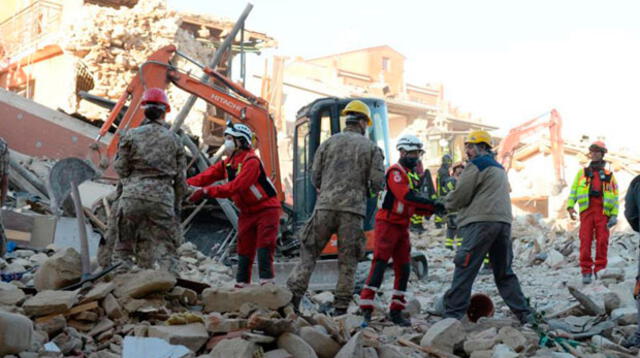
[567,167,618,217]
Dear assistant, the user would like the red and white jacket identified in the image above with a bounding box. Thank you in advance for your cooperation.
[187,149,281,214]
[376,163,437,226]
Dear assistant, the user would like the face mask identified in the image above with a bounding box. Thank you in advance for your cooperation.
[144,105,165,120]
[400,156,419,169]
[224,139,236,155]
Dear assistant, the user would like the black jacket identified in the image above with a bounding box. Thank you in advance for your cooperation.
[624,175,640,232]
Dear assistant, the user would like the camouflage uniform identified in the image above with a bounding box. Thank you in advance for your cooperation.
[96,187,120,267]
[112,122,187,271]
[287,125,385,310]
[0,138,8,257]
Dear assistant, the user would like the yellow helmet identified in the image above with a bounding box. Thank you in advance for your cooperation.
[465,130,492,147]
[341,100,372,126]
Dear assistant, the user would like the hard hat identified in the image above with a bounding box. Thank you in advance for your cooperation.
[396,134,424,152]
[141,88,171,112]
[589,141,607,153]
[465,130,492,147]
[341,100,372,126]
[224,123,253,144]
[442,154,453,164]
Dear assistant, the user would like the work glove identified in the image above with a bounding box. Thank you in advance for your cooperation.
[188,187,210,203]
[607,216,618,229]
[567,207,577,221]
[634,279,640,300]
[434,201,446,216]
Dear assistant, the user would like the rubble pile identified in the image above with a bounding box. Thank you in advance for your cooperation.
[0,226,639,357]
[62,0,211,131]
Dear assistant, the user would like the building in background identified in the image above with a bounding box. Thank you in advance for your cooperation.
[0,0,276,148]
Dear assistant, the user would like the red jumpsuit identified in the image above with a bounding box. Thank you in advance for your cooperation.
[360,163,437,312]
[187,149,281,285]
[579,173,609,275]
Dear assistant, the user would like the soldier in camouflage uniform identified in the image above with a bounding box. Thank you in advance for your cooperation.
[0,138,8,257]
[287,100,385,315]
[111,88,187,272]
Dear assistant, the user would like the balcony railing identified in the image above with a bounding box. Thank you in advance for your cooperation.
[0,0,63,60]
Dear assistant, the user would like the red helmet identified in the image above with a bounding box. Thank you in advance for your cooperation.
[140,88,171,112]
[589,141,607,153]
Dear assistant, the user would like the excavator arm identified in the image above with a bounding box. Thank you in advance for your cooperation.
[497,109,566,190]
[93,45,283,202]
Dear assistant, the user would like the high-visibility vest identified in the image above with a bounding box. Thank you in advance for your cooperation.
[567,167,618,216]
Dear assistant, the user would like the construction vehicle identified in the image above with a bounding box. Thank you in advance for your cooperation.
[496,109,566,194]
[83,45,428,285]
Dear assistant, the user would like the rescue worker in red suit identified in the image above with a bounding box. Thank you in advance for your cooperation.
[360,134,444,326]
[187,123,281,287]
[567,141,619,284]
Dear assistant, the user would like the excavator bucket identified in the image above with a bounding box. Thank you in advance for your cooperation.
[48,158,98,214]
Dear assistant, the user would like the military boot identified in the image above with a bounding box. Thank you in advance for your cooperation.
[389,309,411,327]
[361,308,373,327]
[332,307,347,317]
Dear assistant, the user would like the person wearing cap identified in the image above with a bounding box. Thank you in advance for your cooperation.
[187,122,281,287]
[112,88,187,272]
[441,130,531,324]
[287,99,386,316]
[359,134,444,327]
[567,141,619,284]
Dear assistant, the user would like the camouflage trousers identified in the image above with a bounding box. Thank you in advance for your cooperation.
[287,209,365,310]
[113,197,182,271]
[0,214,6,258]
[97,196,119,267]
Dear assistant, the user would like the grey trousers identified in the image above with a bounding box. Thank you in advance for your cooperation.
[443,222,531,322]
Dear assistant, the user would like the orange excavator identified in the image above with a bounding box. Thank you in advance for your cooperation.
[85,44,428,287]
[496,109,566,193]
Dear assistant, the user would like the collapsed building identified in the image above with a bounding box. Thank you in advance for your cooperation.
[1,1,640,358]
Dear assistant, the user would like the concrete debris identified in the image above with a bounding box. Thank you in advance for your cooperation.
[277,332,318,358]
[0,312,33,355]
[33,248,83,291]
[209,337,257,358]
[113,269,177,298]
[0,282,26,305]
[22,290,77,316]
[298,326,341,358]
[147,322,209,352]
[202,284,293,312]
[420,318,465,353]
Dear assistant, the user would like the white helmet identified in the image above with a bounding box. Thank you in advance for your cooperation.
[396,134,423,152]
[224,123,253,145]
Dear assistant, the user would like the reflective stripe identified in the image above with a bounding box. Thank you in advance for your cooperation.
[396,202,404,215]
[249,185,263,200]
[359,299,376,307]
[392,290,406,297]
[363,285,378,292]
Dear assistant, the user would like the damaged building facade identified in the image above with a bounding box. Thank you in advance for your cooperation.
[0,0,276,148]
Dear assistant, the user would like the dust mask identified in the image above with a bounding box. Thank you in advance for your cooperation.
[224,139,236,155]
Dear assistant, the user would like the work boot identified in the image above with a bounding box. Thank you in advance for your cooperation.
[290,294,302,312]
[361,308,373,327]
[582,273,592,285]
[332,307,347,317]
[389,309,411,327]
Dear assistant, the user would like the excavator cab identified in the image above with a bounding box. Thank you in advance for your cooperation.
[292,97,391,255]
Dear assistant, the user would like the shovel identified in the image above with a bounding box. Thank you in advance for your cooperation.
[48,158,98,280]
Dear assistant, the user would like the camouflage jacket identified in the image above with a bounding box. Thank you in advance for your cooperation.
[114,122,187,207]
[311,126,385,217]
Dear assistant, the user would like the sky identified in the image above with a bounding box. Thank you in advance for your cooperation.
[167,0,640,151]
